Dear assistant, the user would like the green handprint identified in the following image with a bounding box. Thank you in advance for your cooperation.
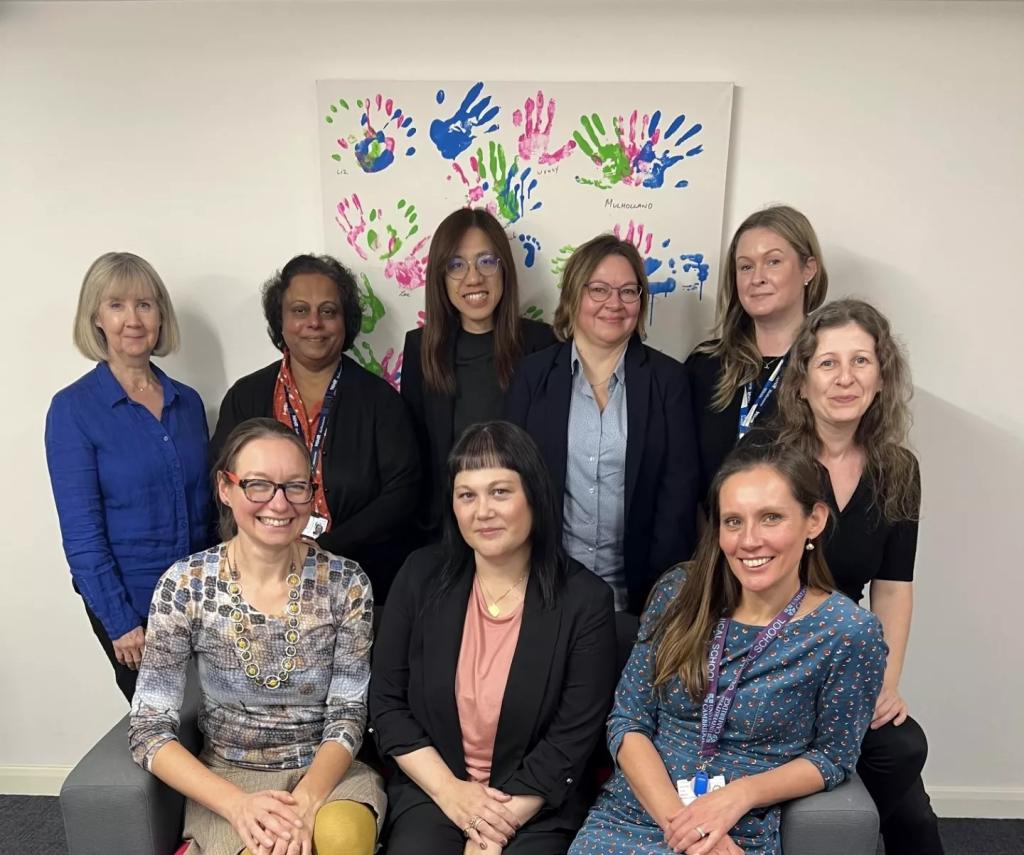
[358,274,386,334]
[523,305,545,321]
[473,141,522,225]
[573,114,631,189]
[550,244,578,280]
[366,199,420,261]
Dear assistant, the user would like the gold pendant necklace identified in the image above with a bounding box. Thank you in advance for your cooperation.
[479,572,527,617]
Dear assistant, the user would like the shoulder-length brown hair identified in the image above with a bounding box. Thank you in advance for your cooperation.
[651,441,834,701]
[421,208,523,395]
[699,205,828,410]
[552,234,648,342]
[776,298,919,523]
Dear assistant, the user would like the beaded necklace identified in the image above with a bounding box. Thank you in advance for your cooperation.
[225,543,303,690]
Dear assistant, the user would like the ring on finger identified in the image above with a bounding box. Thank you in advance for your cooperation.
[470,816,483,832]
[695,825,708,839]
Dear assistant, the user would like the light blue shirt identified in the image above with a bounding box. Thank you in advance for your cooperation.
[563,341,628,611]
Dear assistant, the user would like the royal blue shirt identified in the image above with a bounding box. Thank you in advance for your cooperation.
[45,362,215,640]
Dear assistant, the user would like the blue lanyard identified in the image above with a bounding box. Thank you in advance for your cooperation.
[737,356,787,440]
[282,360,343,474]
[698,586,806,769]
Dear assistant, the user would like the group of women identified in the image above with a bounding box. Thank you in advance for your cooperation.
[44,203,943,854]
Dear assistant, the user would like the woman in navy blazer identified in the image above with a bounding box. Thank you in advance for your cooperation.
[45,252,214,702]
[505,235,699,614]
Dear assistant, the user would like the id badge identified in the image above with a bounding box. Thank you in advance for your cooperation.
[677,774,727,806]
[302,513,328,539]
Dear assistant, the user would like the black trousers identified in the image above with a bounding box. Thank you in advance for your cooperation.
[857,717,944,854]
[82,599,142,704]
[385,802,575,855]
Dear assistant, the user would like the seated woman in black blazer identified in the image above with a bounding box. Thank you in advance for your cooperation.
[505,234,700,614]
[211,254,420,601]
[369,421,617,855]
[402,208,556,540]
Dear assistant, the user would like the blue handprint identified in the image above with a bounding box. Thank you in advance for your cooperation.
[430,82,501,160]
[625,111,704,189]
[647,248,710,323]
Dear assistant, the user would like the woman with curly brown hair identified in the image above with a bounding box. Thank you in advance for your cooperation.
[761,298,944,854]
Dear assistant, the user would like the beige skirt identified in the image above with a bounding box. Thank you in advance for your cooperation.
[182,750,386,855]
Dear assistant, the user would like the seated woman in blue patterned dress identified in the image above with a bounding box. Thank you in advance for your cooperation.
[570,441,887,855]
[129,418,386,855]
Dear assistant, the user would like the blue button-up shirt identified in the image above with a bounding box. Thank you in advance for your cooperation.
[45,362,215,639]
[563,342,629,611]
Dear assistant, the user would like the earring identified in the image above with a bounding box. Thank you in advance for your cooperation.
[804,279,811,288]
[805,541,815,551]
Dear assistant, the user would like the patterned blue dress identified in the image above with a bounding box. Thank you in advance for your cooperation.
[570,568,887,854]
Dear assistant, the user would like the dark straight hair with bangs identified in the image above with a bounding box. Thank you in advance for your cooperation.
[434,421,567,608]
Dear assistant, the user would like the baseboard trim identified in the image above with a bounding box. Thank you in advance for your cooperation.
[929,785,1024,819]
[0,765,72,796]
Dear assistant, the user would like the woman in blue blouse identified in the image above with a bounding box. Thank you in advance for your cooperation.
[45,252,214,701]
[569,441,886,855]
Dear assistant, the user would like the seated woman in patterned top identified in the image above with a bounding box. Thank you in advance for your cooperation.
[569,441,887,855]
[129,418,385,855]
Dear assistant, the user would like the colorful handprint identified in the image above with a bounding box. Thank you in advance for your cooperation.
[449,142,542,226]
[573,113,631,189]
[335,194,371,261]
[325,95,416,173]
[351,342,403,390]
[619,110,704,189]
[512,91,576,165]
[336,195,431,292]
[358,274,386,334]
[429,82,500,160]
[550,243,578,279]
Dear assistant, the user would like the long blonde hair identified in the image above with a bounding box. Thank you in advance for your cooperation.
[651,442,834,701]
[699,206,828,410]
[776,299,920,523]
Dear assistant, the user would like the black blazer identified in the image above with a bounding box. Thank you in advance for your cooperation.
[369,546,617,835]
[400,319,556,537]
[210,356,420,596]
[505,335,700,613]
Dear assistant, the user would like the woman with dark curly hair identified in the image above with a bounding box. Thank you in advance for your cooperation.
[760,298,944,854]
[211,254,420,600]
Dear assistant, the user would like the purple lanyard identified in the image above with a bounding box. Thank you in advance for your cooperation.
[698,586,806,768]
[283,360,343,475]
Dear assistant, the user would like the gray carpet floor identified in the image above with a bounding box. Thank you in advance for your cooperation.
[2,795,1023,855]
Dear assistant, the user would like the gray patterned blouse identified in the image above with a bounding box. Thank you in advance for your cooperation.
[128,543,373,771]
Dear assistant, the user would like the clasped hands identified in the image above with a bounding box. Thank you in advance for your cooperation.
[226,787,318,855]
[436,777,522,852]
[661,783,747,855]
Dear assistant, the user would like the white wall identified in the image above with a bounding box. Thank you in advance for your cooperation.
[2,0,1021,817]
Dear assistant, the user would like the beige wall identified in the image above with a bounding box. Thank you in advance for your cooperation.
[2,0,1021,816]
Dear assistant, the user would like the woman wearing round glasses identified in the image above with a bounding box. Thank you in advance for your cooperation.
[506,234,700,614]
[129,418,386,855]
[402,209,556,542]
[211,254,420,602]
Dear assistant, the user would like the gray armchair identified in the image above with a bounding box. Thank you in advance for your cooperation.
[61,700,878,854]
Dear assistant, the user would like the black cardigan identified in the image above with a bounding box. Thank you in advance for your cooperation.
[400,318,557,537]
[505,335,700,614]
[210,356,421,597]
[369,545,617,835]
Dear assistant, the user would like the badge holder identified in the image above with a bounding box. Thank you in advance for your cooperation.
[302,513,328,539]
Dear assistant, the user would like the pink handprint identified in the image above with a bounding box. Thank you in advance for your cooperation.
[335,194,370,260]
[383,234,431,293]
[614,220,654,256]
[512,91,577,165]
[447,160,498,217]
[379,348,403,389]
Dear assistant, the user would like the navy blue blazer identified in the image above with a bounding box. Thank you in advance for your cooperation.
[505,335,699,613]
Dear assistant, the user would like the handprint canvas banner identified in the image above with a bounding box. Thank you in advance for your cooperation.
[316,80,734,387]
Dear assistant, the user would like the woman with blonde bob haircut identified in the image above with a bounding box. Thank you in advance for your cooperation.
[686,205,828,500]
[767,298,943,854]
[46,252,214,701]
[570,441,886,855]
[507,234,699,614]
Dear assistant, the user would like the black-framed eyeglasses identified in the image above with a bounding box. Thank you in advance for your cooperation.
[584,281,643,303]
[223,471,318,505]
[445,254,501,280]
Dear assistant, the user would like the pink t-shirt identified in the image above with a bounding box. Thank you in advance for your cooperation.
[455,576,525,784]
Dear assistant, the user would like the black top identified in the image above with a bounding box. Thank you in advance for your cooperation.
[684,342,786,502]
[741,427,920,604]
[401,318,557,538]
[505,334,700,614]
[369,545,617,834]
[452,329,502,441]
[209,356,421,599]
